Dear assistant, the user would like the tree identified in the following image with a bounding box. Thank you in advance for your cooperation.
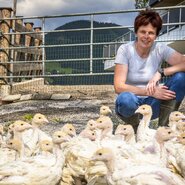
[135,0,149,9]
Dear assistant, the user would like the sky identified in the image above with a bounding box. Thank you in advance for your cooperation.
[0,0,137,30]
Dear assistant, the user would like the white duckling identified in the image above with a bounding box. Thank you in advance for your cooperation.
[39,140,53,155]
[30,113,51,140]
[32,139,54,157]
[60,131,98,185]
[0,130,65,185]
[100,105,112,117]
[164,112,185,172]
[59,125,100,184]
[0,121,32,165]
[6,123,15,140]
[175,132,185,177]
[12,120,32,139]
[61,123,76,138]
[94,117,136,159]
[176,120,185,133]
[85,159,108,185]
[135,104,156,143]
[168,111,185,134]
[91,147,185,185]
[154,127,177,162]
[96,116,113,140]
[21,113,51,154]
[115,124,136,144]
[11,120,33,157]
[79,119,97,141]
[140,126,183,175]
[86,119,97,131]
[80,119,97,135]
[5,138,25,160]
[80,129,97,141]
[0,139,19,166]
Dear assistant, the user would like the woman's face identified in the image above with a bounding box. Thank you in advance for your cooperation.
[136,23,157,49]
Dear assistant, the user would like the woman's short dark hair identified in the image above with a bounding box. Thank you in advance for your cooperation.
[134,10,162,36]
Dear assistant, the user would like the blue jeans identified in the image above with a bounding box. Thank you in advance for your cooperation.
[115,72,185,120]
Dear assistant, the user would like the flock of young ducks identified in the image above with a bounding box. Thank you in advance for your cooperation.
[0,105,185,185]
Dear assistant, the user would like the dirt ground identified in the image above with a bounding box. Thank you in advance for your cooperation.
[0,91,120,134]
[0,91,184,135]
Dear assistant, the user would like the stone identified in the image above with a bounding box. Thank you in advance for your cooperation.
[0,85,11,97]
[32,92,51,100]
[20,94,33,101]
[2,94,21,102]
[50,94,71,100]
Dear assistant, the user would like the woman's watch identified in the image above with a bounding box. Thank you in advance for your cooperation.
[158,68,165,77]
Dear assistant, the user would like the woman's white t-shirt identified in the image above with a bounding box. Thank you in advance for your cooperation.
[115,41,175,88]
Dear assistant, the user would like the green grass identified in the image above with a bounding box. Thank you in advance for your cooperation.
[23,114,33,121]
[46,62,72,74]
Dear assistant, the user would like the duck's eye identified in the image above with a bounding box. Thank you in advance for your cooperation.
[99,121,102,123]
[46,143,49,145]
[182,137,185,139]
[175,114,179,116]
[98,152,102,156]
[90,124,93,126]
[124,128,126,130]
[142,107,145,110]
[9,142,13,145]
[168,131,171,134]
[38,117,41,119]
[21,123,24,126]
[69,128,73,131]
[92,133,95,136]
[58,135,61,138]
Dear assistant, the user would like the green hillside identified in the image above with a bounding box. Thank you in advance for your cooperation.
[45,20,130,85]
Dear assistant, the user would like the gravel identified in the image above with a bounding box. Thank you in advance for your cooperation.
[0,93,184,135]
[0,92,122,134]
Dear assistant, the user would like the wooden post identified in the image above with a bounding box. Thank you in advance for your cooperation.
[14,17,23,61]
[24,22,34,47]
[10,3,17,85]
[34,27,42,47]
[34,27,42,75]
[0,7,12,85]
[14,17,23,82]
[15,17,23,45]
[24,22,34,62]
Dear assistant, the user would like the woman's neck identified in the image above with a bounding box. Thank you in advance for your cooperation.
[135,42,150,58]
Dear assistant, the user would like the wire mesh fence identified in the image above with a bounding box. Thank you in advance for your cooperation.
[0,5,185,93]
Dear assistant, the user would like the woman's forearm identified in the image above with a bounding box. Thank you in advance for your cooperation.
[114,83,148,96]
[165,59,185,76]
[164,53,185,76]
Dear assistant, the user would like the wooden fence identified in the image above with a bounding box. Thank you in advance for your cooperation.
[0,7,43,85]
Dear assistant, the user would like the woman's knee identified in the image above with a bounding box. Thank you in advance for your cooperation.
[174,72,185,81]
[116,92,138,117]
[116,92,137,106]
[166,72,185,91]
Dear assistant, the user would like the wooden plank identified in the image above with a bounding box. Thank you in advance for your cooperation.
[14,48,42,55]
[14,22,42,40]
[13,63,42,73]
[0,8,12,85]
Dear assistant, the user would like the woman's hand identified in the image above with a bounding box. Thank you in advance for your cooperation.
[152,85,176,100]
[146,71,161,95]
